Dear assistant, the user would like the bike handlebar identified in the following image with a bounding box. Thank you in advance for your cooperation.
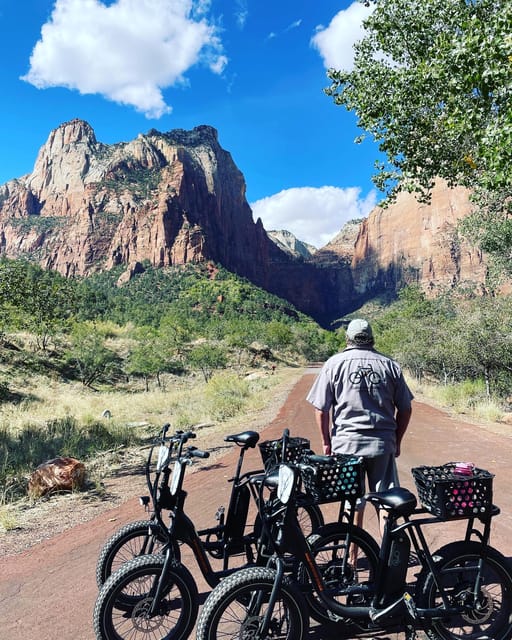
[186,446,210,460]
[281,428,290,464]
[167,429,196,443]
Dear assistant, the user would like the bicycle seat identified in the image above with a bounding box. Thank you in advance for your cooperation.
[224,431,260,448]
[365,487,417,516]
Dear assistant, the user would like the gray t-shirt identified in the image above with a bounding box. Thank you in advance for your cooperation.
[307,346,413,457]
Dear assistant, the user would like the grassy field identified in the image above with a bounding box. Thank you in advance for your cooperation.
[0,364,304,507]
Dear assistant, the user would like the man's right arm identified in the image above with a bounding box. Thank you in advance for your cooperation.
[314,408,331,455]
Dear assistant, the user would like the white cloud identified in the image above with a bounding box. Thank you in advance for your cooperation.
[21,0,227,118]
[285,19,302,31]
[311,1,373,71]
[250,186,377,249]
[234,0,248,29]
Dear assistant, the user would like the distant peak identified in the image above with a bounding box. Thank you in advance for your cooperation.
[146,124,219,146]
[53,118,97,145]
[267,229,316,259]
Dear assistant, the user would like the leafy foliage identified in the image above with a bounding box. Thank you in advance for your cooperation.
[0,259,337,394]
[372,286,512,397]
[0,258,77,349]
[65,322,119,388]
[326,0,512,200]
[188,343,228,383]
[326,0,512,267]
[203,371,251,420]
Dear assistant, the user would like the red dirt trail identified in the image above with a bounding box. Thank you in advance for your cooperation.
[1,371,511,640]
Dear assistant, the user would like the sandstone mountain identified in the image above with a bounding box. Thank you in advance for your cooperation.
[266,229,317,259]
[0,119,489,327]
[350,182,487,298]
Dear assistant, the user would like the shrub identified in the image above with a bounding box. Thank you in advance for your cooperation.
[435,379,488,411]
[204,372,251,420]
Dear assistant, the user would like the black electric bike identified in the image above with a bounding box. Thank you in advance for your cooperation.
[96,423,187,586]
[95,425,324,589]
[93,429,327,640]
[196,459,512,640]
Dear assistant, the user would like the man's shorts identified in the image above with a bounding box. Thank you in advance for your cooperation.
[356,453,399,510]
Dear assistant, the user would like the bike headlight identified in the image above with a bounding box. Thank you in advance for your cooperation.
[170,461,182,496]
[277,465,295,504]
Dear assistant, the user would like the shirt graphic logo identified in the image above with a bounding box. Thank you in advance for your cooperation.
[348,365,382,388]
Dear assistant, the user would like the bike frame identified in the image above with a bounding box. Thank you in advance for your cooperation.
[141,429,263,562]
[195,433,267,567]
[162,464,269,586]
[255,464,499,634]
[145,431,293,593]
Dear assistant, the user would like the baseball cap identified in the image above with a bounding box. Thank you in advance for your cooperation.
[346,318,373,344]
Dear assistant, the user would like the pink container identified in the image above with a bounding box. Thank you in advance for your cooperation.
[454,462,475,476]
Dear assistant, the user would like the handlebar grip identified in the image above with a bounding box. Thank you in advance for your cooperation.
[191,448,209,459]
[170,430,196,442]
[281,428,290,463]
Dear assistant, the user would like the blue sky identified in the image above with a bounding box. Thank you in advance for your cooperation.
[0,0,381,249]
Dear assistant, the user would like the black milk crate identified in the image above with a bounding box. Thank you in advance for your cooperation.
[259,436,311,471]
[412,463,494,520]
[300,453,365,504]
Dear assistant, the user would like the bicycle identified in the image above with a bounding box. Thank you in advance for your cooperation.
[95,423,187,586]
[196,458,512,640]
[93,429,324,640]
[95,425,324,589]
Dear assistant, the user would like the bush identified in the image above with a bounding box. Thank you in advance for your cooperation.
[204,372,251,420]
[435,379,488,411]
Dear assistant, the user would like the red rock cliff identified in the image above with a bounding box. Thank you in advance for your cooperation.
[350,181,487,296]
[0,120,494,327]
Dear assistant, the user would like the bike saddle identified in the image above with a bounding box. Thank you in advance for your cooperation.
[365,487,417,516]
[224,430,260,448]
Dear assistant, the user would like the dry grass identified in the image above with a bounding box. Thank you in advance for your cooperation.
[0,365,305,555]
[407,374,510,435]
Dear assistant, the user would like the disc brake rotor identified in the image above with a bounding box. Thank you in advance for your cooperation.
[460,586,494,624]
[240,615,263,640]
[132,597,163,632]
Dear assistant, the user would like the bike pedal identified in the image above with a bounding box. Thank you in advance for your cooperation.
[404,592,418,620]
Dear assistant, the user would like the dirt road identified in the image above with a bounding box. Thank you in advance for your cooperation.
[1,370,511,640]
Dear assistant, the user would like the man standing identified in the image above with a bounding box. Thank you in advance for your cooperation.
[306,318,413,531]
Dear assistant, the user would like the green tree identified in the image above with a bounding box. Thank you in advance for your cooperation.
[188,343,227,383]
[0,258,77,348]
[223,317,260,367]
[327,0,512,201]
[451,297,512,396]
[263,320,293,351]
[126,327,170,391]
[66,322,118,388]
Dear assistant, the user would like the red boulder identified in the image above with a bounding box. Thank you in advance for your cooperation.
[28,457,87,498]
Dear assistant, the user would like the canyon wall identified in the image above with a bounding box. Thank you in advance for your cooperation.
[0,120,489,327]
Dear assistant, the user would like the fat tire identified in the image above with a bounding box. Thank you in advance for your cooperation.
[95,519,177,588]
[297,522,380,625]
[93,554,198,640]
[416,540,512,640]
[196,565,308,640]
